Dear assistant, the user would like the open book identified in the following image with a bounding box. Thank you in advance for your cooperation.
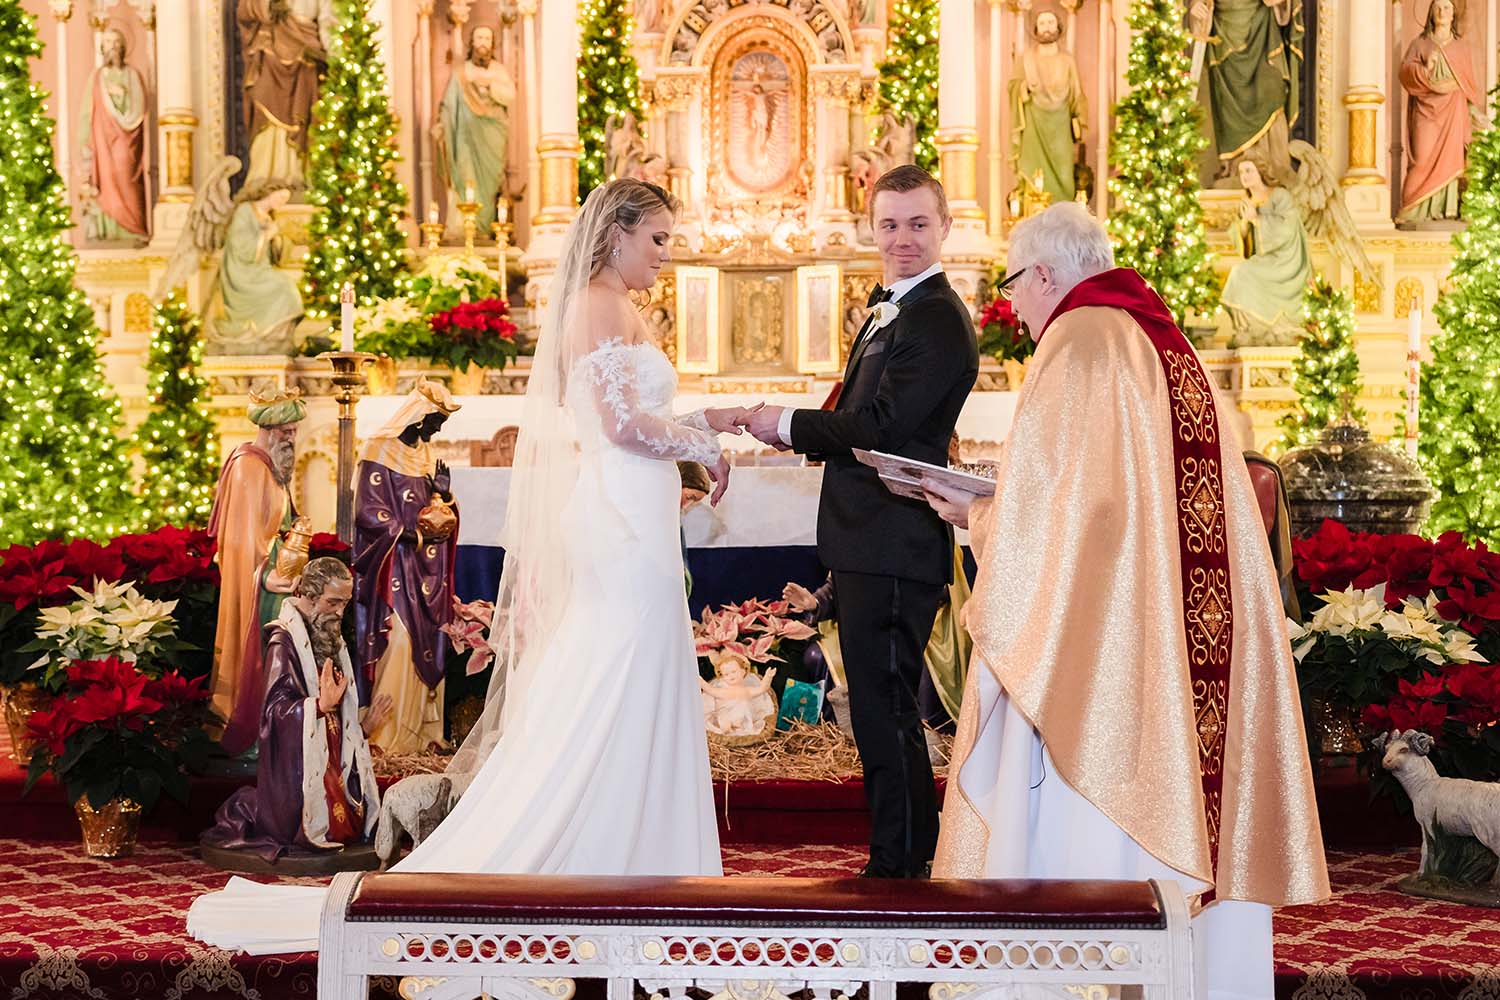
[852,449,997,502]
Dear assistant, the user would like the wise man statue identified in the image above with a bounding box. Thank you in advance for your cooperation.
[207,383,305,750]
[1010,10,1087,206]
[1190,0,1302,183]
[201,558,388,861]
[237,0,333,186]
[355,379,461,754]
[79,27,149,242]
[434,25,515,232]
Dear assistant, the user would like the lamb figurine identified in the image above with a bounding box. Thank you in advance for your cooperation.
[374,774,461,869]
[1375,729,1500,883]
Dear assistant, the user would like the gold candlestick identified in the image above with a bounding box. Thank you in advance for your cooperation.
[317,351,375,545]
[490,220,514,299]
[458,200,480,253]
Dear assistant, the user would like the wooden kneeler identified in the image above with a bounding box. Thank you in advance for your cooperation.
[318,872,1193,1000]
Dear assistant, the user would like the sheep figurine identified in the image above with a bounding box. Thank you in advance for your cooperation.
[1375,729,1500,886]
[374,773,461,869]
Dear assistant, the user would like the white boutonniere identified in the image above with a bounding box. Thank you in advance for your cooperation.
[870,300,901,331]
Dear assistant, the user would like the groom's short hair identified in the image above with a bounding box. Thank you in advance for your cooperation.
[870,165,949,223]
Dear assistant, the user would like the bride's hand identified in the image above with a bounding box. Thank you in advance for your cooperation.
[707,454,731,506]
[705,403,762,434]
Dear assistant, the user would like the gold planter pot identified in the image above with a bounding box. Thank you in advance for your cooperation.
[2,683,53,765]
[447,362,487,396]
[74,797,143,858]
[1001,359,1028,390]
[366,355,399,395]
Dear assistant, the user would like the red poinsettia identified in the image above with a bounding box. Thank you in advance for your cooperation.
[975,296,1033,365]
[427,297,520,373]
[0,541,77,610]
[309,532,351,559]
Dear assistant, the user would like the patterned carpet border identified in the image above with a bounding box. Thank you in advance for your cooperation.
[0,841,1496,999]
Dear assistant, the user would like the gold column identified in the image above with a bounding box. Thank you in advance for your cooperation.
[158,112,198,203]
[936,127,984,221]
[1342,87,1385,186]
[532,136,581,226]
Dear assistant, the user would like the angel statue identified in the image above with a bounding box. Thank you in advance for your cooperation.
[604,111,668,188]
[158,155,305,356]
[1220,141,1377,346]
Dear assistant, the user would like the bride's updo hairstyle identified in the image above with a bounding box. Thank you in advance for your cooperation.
[585,178,682,277]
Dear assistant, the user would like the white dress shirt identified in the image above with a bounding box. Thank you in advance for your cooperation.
[778,262,946,446]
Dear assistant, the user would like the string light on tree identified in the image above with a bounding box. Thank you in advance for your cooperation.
[1106,0,1217,328]
[1276,275,1364,453]
[1415,83,1500,544]
[133,293,220,528]
[301,0,411,320]
[0,0,136,544]
[876,0,939,173]
[577,0,644,200]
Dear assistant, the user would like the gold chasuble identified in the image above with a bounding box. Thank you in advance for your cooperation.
[935,269,1328,907]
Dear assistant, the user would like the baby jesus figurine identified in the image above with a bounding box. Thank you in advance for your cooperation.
[699,652,778,738]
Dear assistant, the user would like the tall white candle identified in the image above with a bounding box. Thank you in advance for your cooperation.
[1406,304,1422,457]
[340,281,355,353]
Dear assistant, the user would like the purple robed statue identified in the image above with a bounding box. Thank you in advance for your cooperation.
[201,559,385,861]
[354,379,462,754]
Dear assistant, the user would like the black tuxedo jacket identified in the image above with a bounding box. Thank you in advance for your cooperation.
[789,271,979,585]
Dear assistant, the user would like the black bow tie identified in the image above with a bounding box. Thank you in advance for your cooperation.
[866,284,895,308]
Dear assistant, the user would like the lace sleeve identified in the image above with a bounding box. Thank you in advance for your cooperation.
[579,344,722,465]
[676,409,713,434]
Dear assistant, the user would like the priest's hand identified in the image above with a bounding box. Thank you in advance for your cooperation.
[317,657,350,716]
[361,693,394,737]
[922,479,974,529]
[707,454,732,506]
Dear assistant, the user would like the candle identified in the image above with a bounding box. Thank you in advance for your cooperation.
[340,281,355,354]
[1406,303,1422,457]
[495,195,509,225]
[427,201,439,224]
[464,181,475,204]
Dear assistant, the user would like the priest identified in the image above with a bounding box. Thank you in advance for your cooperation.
[921,202,1328,999]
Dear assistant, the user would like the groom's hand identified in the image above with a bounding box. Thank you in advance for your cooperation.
[922,479,975,529]
[742,404,787,448]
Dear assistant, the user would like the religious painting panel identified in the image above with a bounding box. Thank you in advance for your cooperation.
[675,266,720,374]
[729,272,788,370]
[709,26,809,201]
[796,265,842,374]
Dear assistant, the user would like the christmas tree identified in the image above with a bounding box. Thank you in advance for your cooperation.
[1276,275,1363,452]
[1106,0,1217,327]
[0,0,136,545]
[876,0,939,173]
[134,293,219,528]
[1421,84,1500,543]
[577,0,645,199]
[302,0,411,321]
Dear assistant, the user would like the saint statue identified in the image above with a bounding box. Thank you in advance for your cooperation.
[201,558,387,861]
[237,0,332,187]
[1189,0,1303,183]
[354,379,462,754]
[605,111,668,187]
[434,25,516,232]
[1009,11,1087,206]
[79,28,148,242]
[1220,157,1311,343]
[213,181,304,355]
[207,384,305,750]
[1398,0,1488,223]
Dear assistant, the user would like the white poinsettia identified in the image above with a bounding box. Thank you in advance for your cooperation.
[1309,584,1387,636]
[29,580,179,673]
[1443,628,1486,664]
[1285,619,1318,661]
[1379,607,1445,646]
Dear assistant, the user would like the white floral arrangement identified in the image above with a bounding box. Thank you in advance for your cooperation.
[1288,584,1485,667]
[28,580,179,685]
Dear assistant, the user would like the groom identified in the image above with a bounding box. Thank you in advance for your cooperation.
[741,165,978,877]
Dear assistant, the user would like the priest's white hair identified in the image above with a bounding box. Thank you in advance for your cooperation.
[1006,202,1115,292]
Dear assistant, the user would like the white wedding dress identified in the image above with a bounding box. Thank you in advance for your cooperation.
[188,340,724,955]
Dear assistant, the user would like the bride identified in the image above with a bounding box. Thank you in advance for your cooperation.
[189,179,756,954]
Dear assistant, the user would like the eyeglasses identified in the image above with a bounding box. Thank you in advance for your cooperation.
[995,267,1028,301]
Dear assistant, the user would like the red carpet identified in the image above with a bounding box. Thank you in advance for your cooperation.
[0,838,1497,1000]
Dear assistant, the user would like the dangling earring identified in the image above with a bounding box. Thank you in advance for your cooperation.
[611,246,621,261]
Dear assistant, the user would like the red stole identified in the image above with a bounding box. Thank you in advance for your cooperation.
[1041,269,1235,898]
